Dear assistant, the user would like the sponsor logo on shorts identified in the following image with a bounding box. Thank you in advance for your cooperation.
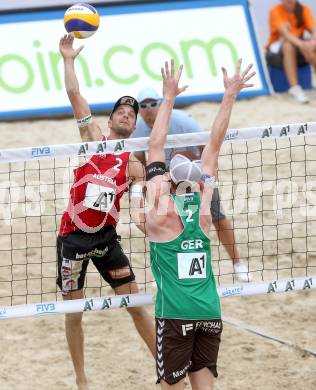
[182,323,194,336]
[109,266,131,279]
[75,247,108,260]
[195,320,222,334]
[172,362,191,379]
[61,258,83,293]
[62,279,76,295]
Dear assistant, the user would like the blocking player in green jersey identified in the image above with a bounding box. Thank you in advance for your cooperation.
[144,59,255,389]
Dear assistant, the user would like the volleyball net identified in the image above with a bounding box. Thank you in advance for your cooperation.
[1,121,316,319]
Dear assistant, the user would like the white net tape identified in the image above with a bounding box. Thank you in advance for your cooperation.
[0,121,313,163]
[0,276,314,320]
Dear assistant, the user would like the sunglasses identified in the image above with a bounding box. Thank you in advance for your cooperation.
[140,101,159,109]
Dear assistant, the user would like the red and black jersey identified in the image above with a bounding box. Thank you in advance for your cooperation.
[59,151,130,236]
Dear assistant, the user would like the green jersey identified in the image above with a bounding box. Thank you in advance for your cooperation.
[149,192,221,320]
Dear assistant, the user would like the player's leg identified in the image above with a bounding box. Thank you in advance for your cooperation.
[115,281,156,357]
[93,228,155,357]
[189,368,214,390]
[161,378,186,389]
[211,188,239,263]
[188,319,222,390]
[211,189,251,282]
[282,40,299,87]
[64,290,88,390]
[56,236,89,390]
[212,218,240,264]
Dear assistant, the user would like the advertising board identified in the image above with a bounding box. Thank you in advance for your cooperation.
[0,0,269,119]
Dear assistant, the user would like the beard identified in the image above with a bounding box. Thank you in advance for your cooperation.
[111,124,133,138]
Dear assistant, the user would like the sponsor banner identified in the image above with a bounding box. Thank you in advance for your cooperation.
[0,0,269,119]
[218,277,315,298]
[0,121,315,164]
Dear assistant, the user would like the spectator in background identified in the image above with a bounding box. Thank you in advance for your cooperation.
[266,0,316,104]
[132,87,252,283]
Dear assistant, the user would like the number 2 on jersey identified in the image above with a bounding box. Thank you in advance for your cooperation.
[185,209,194,222]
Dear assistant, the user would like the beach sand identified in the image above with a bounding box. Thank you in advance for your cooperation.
[0,92,316,389]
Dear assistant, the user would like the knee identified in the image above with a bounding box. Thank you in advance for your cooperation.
[306,51,316,65]
[126,306,149,320]
[282,40,296,53]
[65,312,83,328]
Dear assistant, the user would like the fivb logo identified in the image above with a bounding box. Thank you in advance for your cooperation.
[31,146,51,158]
[182,323,194,336]
[35,303,56,314]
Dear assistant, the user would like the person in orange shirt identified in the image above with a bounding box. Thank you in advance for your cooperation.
[266,0,316,103]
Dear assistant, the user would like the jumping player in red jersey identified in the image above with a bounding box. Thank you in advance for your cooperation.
[57,35,155,390]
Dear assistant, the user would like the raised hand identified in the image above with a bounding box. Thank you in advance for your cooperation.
[161,59,188,100]
[59,34,84,60]
[222,59,256,96]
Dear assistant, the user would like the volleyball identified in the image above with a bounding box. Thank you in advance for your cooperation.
[64,3,100,39]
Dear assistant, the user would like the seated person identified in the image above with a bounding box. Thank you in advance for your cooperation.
[266,0,316,103]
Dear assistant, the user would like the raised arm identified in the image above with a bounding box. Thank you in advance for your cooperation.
[201,59,255,177]
[147,60,187,164]
[59,34,102,142]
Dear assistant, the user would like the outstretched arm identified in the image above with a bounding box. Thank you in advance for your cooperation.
[59,34,102,142]
[147,60,187,164]
[201,59,256,177]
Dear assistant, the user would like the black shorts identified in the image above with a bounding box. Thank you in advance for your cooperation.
[211,187,225,221]
[155,318,222,385]
[56,225,135,294]
[266,47,307,69]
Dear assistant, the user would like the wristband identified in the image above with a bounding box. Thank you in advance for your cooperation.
[201,174,218,188]
[146,161,166,181]
[77,114,92,128]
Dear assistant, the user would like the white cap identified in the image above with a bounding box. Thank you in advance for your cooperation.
[137,87,161,103]
[169,154,202,184]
